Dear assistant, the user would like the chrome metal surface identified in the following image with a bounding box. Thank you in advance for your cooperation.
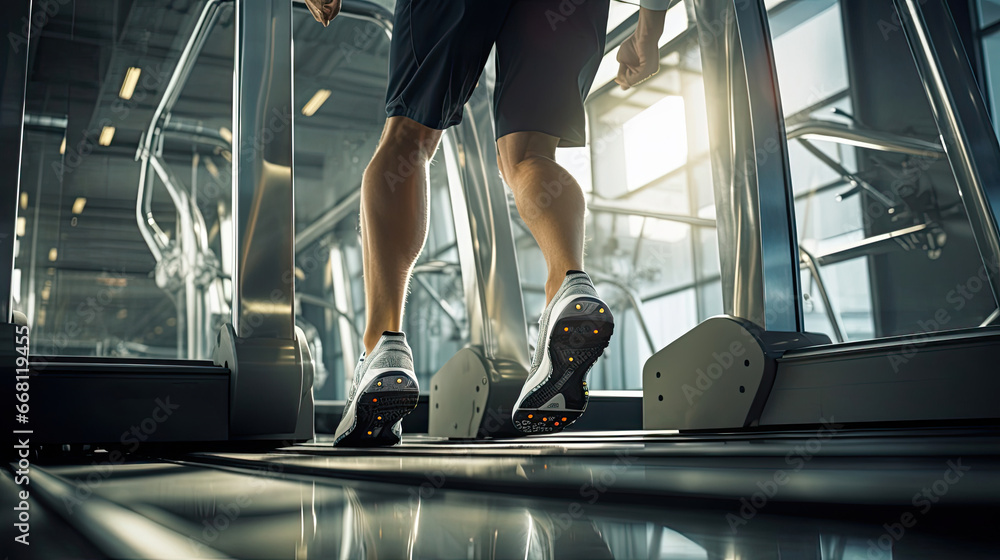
[232,0,296,340]
[588,199,718,228]
[796,138,896,209]
[0,0,31,322]
[892,0,1000,308]
[785,119,945,158]
[799,248,846,343]
[694,0,803,332]
[214,322,304,438]
[983,308,1000,327]
[811,223,932,268]
[208,0,311,441]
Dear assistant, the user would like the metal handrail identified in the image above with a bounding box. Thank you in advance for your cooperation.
[588,199,717,228]
[799,247,845,343]
[135,0,230,262]
[811,223,932,267]
[785,119,944,158]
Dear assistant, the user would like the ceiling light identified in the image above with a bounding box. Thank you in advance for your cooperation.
[302,89,332,117]
[20,193,28,209]
[72,197,86,215]
[119,67,142,100]
[99,126,116,147]
[60,136,66,155]
[16,217,26,237]
[219,127,233,144]
[48,248,58,262]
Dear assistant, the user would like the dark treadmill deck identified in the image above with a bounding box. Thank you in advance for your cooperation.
[5,427,1000,559]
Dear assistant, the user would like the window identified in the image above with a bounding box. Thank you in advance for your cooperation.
[14,0,234,359]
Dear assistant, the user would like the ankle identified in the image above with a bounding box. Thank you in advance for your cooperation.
[363,332,381,355]
[544,267,584,303]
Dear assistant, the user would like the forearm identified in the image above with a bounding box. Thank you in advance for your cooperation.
[635,5,668,44]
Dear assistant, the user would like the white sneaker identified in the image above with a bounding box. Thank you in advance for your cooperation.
[513,271,614,434]
[334,331,419,447]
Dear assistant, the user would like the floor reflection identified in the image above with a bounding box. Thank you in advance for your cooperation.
[47,462,997,560]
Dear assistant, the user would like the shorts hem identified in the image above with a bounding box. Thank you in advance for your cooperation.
[385,107,462,131]
[496,127,586,149]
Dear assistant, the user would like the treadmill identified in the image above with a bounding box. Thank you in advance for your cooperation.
[3,0,1000,558]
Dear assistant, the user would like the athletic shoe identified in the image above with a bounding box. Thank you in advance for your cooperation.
[512,271,614,434]
[334,331,419,446]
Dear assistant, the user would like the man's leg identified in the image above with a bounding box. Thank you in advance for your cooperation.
[497,131,586,304]
[361,116,442,354]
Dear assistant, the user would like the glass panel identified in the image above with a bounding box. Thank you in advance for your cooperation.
[982,29,1000,137]
[14,0,234,358]
[981,0,1000,28]
[291,7,468,400]
[511,5,719,391]
[769,0,998,344]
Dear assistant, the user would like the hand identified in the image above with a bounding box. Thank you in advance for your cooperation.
[615,32,660,91]
[304,0,341,27]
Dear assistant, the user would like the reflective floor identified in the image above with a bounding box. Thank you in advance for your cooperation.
[9,461,998,559]
[4,429,999,559]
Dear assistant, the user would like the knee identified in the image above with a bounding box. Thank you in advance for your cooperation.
[498,153,537,187]
[364,119,441,194]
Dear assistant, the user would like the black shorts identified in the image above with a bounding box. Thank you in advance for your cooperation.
[385,0,610,148]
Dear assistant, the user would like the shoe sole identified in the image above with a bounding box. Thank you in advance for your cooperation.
[335,372,419,447]
[513,296,614,434]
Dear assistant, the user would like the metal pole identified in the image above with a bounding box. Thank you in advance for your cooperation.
[232,0,296,340]
[693,0,804,332]
[0,0,32,322]
[892,0,1000,306]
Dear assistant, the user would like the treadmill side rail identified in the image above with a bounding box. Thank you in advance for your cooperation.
[762,328,1000,426]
